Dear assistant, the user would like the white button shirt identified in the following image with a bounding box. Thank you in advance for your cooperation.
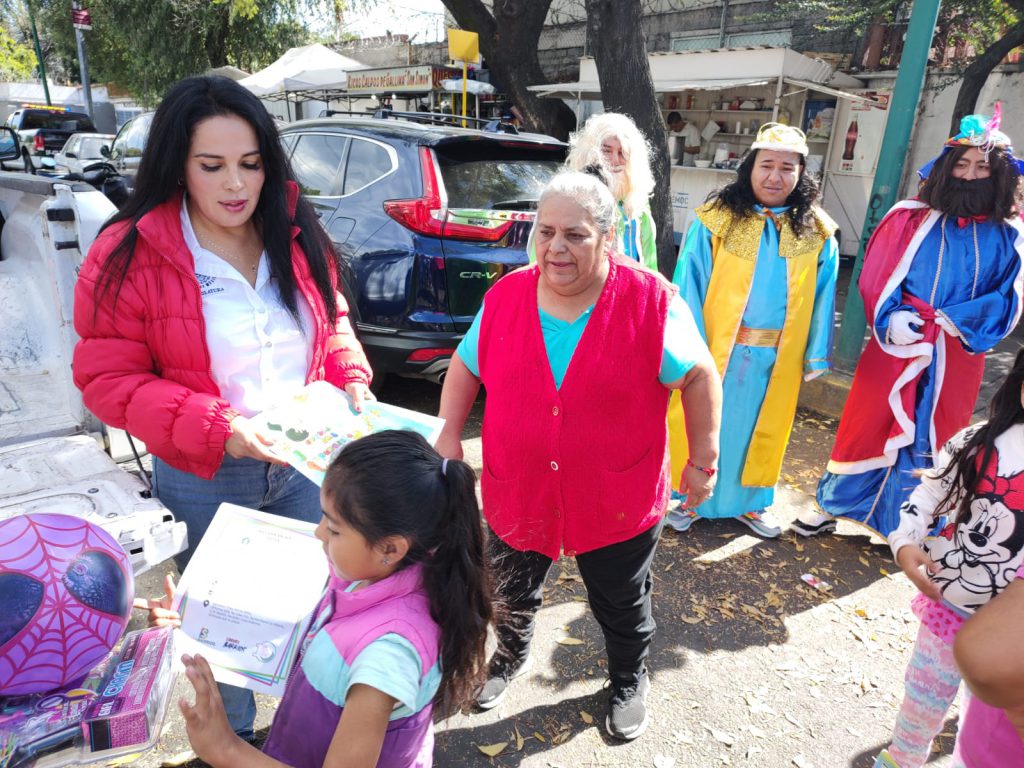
[181,204,315,418]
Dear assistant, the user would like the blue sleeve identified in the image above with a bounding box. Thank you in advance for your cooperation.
[347,634,431,716]
[804,236,839,374]
[938,249,1022,353]
[659,294,707,384]
[672,220,712,341]
[456,302,483,377]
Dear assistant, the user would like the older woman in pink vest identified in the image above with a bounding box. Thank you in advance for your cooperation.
[435,171,722,741]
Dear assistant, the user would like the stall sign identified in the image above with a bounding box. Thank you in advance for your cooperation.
[347,66,458,94]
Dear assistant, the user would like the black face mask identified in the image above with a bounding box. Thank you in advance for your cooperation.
[940,176,997,218]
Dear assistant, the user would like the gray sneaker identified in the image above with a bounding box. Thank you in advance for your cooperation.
[605,671,650,740]
[666,508,700,532]
[475,654,533,710]
[736,510,782,538]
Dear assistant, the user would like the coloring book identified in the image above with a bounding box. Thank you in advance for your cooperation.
[251,382,445,486]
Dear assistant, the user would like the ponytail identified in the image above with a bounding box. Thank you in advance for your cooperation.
[323,430,493,714]
[423,457,493,712]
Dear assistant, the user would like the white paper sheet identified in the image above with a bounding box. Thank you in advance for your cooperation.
[171,504,328,697]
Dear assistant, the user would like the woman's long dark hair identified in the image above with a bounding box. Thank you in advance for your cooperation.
[918,144,1023,222]
[936,347,1024,523]
[709,149,820,236]
[323,430,493,714]
[95,75,338,322]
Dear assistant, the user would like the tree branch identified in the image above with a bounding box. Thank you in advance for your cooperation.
[441,0,576,139]
[950,21,1024,132]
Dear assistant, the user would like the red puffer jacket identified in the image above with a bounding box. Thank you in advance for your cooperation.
[73,182,372,480]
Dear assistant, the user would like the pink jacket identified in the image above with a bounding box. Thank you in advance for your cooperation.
[477,255,673,559]
[73,182,371,479]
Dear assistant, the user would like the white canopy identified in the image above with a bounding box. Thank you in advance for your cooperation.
[239,44,367,97]
[529,48,868,100]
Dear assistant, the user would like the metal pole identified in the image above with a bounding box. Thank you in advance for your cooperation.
[461,61,468,128]
[833,0,943,371]
[74,27,94,118]
[27,5,51,106]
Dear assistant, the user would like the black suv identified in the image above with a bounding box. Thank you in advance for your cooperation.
[278,115,566,386]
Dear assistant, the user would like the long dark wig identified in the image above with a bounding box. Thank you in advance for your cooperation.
[94,75,338,322]
[708,149,821,237]
[323,430,494,714]
[935,346,1024,523]
[918,144,1023,222]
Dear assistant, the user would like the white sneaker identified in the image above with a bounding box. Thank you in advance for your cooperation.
[791,509,837,537]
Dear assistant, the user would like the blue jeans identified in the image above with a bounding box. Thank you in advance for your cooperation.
[152,454,322,739]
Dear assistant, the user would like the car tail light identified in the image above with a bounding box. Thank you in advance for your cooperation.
[33,134,44,151]
[407,347,456,363]
[383,147,513,243]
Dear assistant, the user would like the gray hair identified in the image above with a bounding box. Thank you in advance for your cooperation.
[537,171,617,236]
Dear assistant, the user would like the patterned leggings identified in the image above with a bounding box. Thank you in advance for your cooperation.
[888,622,962,768]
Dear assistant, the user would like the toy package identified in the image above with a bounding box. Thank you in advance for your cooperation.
[0,665,106,768]
[0,627,175,768]
[80,626,175,759]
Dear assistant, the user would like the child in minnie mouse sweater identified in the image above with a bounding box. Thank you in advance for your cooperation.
[875,347,1024,768]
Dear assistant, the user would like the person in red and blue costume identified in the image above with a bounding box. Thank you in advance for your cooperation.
[798,104,1024,539]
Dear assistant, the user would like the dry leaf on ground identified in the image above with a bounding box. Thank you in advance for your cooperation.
[477,742,508,757]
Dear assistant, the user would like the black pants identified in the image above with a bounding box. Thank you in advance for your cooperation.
[488,519,663,684]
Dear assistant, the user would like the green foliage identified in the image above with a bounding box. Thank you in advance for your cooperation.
[768,0,1021,59]
[27,0,340,104]
[0,22,35,79]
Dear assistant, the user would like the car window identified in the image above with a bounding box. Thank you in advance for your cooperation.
[79,137,108,158]
[63,136,79,154]
[21,112,94,131]
[123,115,151,157]
[343,138,394,195]
[289,133,347,197]
[435,143,564,210]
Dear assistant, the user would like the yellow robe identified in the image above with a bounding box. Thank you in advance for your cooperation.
[668,202,837,488]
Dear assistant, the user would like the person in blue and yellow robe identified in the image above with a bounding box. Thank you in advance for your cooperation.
[666,124,839,538]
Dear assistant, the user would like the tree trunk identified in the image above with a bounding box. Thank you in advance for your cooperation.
[585,0,674,278]
[949,21,1024,133]
[441,0,577,140]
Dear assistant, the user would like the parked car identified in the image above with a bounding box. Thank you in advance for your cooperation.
[104,111,153,192]
[54,132,115,175]
[2,105,97,173]
[277,115,567,386]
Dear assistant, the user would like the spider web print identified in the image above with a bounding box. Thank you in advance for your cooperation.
[0,514,134,695]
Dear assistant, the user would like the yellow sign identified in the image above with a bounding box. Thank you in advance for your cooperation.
[447,29,479,62]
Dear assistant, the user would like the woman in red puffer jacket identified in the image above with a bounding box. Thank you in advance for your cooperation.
[72,75,373,740]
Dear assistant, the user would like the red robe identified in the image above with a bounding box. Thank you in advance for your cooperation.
[828,201,1024,473]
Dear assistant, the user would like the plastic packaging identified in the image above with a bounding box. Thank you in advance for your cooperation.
[80,627,176,761]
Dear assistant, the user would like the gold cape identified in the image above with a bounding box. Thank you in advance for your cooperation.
[669,202,837,488]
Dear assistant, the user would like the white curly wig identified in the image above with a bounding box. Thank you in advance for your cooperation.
[566,112,655,220]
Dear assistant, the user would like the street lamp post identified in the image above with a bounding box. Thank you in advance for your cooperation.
[72,1,94,119]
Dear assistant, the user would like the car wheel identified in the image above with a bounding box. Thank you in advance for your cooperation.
[22,151,34,175]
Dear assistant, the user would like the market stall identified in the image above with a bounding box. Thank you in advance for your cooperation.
[530,47,887,244]
[344,64,466,114]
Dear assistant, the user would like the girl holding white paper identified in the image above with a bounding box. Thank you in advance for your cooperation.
[174,430,493,768]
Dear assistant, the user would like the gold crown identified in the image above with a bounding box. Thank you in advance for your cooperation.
[750,122,809,156]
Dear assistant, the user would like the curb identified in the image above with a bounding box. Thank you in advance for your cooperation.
[798,370,853,420]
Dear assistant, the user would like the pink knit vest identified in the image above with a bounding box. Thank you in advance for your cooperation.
[478,255,674,559]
